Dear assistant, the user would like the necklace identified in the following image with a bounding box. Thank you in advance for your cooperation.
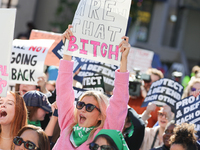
[0,135,11,140]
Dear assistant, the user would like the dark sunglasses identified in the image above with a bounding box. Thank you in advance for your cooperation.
[89,143,113,150]
[13,136,40,150]
[76,101,100,112]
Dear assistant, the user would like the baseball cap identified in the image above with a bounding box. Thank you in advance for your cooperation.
[23,90,52,113]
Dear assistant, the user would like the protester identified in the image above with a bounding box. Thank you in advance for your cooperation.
[182,78,200,99]
[23,90,52,127]
[0,91,27,150]
[89,129,129,150]
[122,107,145,150]
[52,25,130,149]
[150,120,176,150]
[170,123,197,150]
[128,68,164,127]
[12,125,50,150]
[140,103,174,150]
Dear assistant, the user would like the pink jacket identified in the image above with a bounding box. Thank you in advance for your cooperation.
[53,60,129,150]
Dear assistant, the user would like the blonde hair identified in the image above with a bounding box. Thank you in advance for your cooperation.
[146,68,164,79]
[182,78,200,99]
[68,91,109,140]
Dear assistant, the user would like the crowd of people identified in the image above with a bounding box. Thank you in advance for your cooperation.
[1,24,200,150]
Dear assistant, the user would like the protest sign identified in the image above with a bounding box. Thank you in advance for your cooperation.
[73,87,87,101]
[127,47,154,73]
[82,75,105,92]
[175,95,200,139]
[29,30,62,66]
[0,9,16,97]
[10,39,54,85]
[63,0,131,65]
[73,57,118,92]
[141,78,184,112]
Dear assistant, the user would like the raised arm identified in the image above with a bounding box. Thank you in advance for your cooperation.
[56,25,75,132]
[103,36,130,131]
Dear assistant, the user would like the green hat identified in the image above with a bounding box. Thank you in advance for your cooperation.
[95,129,129,150]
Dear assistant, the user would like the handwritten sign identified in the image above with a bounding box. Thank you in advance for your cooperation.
[127,47,154,73]
[63,0,131,65]
[29,30,62,66]
[0,9,16,97]
[142,78,184,112]
[175,95,200,139]
[10,39,54,85]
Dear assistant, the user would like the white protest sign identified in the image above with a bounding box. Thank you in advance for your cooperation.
[127,47,154,73]
[63,0,131,65]
[0,9,16,97]
[10,39,54,85]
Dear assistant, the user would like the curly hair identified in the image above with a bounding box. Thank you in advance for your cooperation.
[170,123,197,150]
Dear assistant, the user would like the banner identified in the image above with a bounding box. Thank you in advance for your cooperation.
[10,39,54,85]
[0,9,16,97]
[141,78,184,112]
[82,75,105,92]
[63,0,131,65]
[73,87,87,101]
[73,57,118,92]
[127,47,154,73]
[175,95,200,139]
[29,30,62,66]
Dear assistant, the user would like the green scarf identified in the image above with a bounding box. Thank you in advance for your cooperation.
[70,124,94,147]
[28,119,41,127]
[124,121,134,138]
[95,129,129,150]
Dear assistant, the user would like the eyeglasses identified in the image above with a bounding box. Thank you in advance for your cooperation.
[89,143,113,150]
[76,101,100,112]
[13,136,40,150]
[158,112,167,118]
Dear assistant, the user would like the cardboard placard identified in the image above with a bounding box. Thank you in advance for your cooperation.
[127,47,154,73]
[29,30,62,66]
[0,9,16,97]
[10,39,54,85]
[63,0,131,65]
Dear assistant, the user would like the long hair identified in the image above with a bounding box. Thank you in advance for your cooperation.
[182,78,200,99]
[68,91,109,140]
[0,91,27,137]
[14,125,50,150]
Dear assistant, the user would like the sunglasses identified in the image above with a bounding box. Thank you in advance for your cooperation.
[76,101,100,112]
[191,87,197,92]
[13,136,40,150]
[89,143,113,150]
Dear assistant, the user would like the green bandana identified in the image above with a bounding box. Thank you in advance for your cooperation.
[28,119,41,127]
[124,121,134,138]
[95,129,129,150]
[70,124,94,147]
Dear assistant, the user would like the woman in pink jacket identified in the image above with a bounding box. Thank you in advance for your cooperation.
[53,25,130,150]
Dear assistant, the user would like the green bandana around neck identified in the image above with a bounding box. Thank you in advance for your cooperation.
[124,121,134,138]
[28,119,41,127]
[70,124,95,147]
[95,129,129,150]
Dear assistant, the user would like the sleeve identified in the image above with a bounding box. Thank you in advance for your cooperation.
[125,108,145,150]
[56,59,75,132]
[103,69,129,131]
